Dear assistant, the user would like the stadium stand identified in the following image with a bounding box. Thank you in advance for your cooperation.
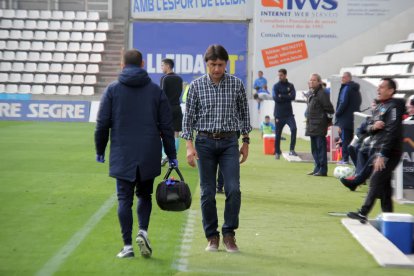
[339,33,414,96]
[0,9,111,96]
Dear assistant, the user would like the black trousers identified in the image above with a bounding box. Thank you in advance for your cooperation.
[360,152,401,216]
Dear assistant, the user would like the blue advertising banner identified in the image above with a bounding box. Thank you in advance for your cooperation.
[402,123,414,190]
[0,100,91,122]
[132,21,248,86]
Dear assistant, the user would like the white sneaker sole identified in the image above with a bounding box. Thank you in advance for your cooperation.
[136,235,152,258]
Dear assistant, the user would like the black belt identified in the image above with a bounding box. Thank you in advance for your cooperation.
[198,131,237,139]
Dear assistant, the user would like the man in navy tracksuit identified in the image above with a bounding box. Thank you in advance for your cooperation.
[334,72,361,164]
[272,68,297,159]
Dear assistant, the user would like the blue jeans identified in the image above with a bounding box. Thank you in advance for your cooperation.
[310,136,328,175]
[340,128,353,162]
[217,168,224,191]
[275,116,297,154]
[116,172,154,245]
[195,135,241,238]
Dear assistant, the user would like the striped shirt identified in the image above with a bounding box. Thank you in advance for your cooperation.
[181,73,252,140]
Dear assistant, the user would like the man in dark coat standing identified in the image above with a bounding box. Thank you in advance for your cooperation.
[94,49,177,259]
[334,72,361,164]
[305,73,335,176]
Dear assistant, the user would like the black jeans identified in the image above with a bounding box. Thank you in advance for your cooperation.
[116,171,154,245]
[310,135,328,175]
[275,115,297,154]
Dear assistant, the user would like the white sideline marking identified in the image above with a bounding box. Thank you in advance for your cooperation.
[35,194,117,276]
[172,209,197,272]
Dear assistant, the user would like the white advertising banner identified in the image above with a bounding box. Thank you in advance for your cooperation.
[253,0,414,90]
[131,0,253,20]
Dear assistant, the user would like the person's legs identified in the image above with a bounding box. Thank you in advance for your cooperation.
[275,118,286,155]
[310,136,320,174]
[217,168,224,192]
[286,116,297,152]
[348,144,358,167]
[195,136,219,239]
[116,178,136,246]
[341,128,353,162]
[218,136,241,237]
[316,136,327,175]
[135,174,154,232]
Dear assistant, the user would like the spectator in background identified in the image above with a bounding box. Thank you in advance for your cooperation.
[273,68,298,159]
[95,49,177,258]
[305,73,335,176]
[182,44,252,253]
[405,95,414,121]
[160,58,183,166]
[348,78,404,222]
[334,72,362,165]
[260,115,275,137]
[253,70,272,109]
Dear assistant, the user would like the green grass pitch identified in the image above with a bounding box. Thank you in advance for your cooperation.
[0,121,413,275]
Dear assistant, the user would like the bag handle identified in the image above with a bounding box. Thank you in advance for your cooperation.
[163,166,185,182]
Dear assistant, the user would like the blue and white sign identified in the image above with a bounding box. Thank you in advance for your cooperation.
[0,100,91,122]
[133,21,248,86]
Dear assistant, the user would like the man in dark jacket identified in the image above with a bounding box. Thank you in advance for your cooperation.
[272,68,297,159]
[94,49,177,258]
[305,73,335,176]
[334,72,361,164]
[348,78,404,223]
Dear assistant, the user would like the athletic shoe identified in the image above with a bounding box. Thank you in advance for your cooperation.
[275,154,280,160]
[347,211,367,224]
[340,177,358,191]
[313,172,327,176]
[289,150,298,156]
[205,235,219,252]
[161,157,168,167]
[116,247,134,258]
[223,235,239,253]
[136,230,152,258]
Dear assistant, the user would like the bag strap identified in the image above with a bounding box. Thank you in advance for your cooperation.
[163,167,185,182]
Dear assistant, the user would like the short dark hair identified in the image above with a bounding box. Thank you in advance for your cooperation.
[265,115,270,119]
[278,69,287,75]
[162,58,174,69]
[381,78,397,93]
[204,44,229,62]
[124,49,143,66]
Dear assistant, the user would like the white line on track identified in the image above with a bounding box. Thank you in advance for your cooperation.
[35,193,117,276]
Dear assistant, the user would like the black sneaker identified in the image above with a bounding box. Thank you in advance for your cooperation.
[136,230,152,258]
[289,150,298,156]
[275,153,280,160]
[340,177,357,191]
[116,247,134,258]
[347,211,367,224]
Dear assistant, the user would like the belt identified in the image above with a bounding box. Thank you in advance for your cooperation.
[198,131,237,139]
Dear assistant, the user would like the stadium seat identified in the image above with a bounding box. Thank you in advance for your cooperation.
[87,64,99,74]
[15,51,28,61]
[24,63,37,72]
[40,10,52,19]
[50,63,63,73]
[80,43,92,52]
[28,52,40,62]
[384,42,413,53]
[339,66,364,76]
[34,31,47,40]
[65,53,77,62]
[390,52,414,63]
[6,40,18,50]
[19,41,31,50]
[22,30,34,39]
[47,74,60,84]
[31,85,43,94]
[39,52,52,62]
[85,22,97,31]
[69,86,82,95]
[72,75,84,84]
[9,73,21,83]
[88,11,100,21]
[0,73,8,82]
[361,55,388,65]
[21,73,34,83]
[58,31,70,41]
[46,31,59,41]
[59,75,72,84]
[0,30,8,39]
[3,9,15,18]
[68,42,80,52]
[97,22,109,31]
[3,51,15,61]
[25,19,37,29]
[37,63,49,72]
[56,42,68,52]
[44,85,56,95]
[5,84,18,93]
[70,32,82,41]
[85,75,97,85]
[49,21,61,30]
[0,41,6,49]
[83,32,94,42]
[18,84,31,94]
[10,30,21,39]
[13,20,25,29]
[92,43,104,52]
[64,11,76,20]
[44,42,56,51]
[74,64,87,74]
[61,21,73,31]
[52,52,65,62]
[62,64,75,73]
[34,74,47,83]
[1,19,13,28]
[27,10,40,19]
[397,78,414,90]
[90,54,102,63]
[0,84,5,93]
[0,62,12,71]
[76,11,88,21]
[15,10,28,19]
[56,85,69,95]
[95,33,107,42]
[11,62,24,72]
[51,10,64,20]
[73,21,85,31]
[77,53,89,63]
[37,20,49,30]
[82,86,94,96]
[365,64,410,76]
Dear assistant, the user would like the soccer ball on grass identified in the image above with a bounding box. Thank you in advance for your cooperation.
[333,166,354,179]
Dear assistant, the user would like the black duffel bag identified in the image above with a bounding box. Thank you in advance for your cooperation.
[156,166,192,211]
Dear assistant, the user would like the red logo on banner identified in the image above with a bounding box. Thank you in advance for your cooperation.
[262,0,284,9]
[261,40,308,68]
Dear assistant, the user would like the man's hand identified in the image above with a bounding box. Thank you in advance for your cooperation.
[96,154,105,163]
[373,156,386,172]
[186,141,198,167]
[169,159,178,168]
[373,121,385,130]
[239,143,249,164]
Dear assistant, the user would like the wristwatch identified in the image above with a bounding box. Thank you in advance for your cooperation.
[242,137,250,144]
